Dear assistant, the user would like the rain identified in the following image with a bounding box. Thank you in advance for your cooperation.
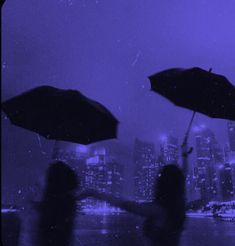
[2,0,235,246]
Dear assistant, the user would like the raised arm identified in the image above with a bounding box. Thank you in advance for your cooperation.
[81,190,160,218]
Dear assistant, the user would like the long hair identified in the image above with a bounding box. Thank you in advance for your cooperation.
[43,161,79,197]
[154,164,185,228]
[36,161,79,246]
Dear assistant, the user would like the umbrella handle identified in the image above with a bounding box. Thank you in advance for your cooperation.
[181,111,196,175]
[182,111,196,147]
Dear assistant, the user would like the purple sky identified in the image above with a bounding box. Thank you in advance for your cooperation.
[2,0,235,203]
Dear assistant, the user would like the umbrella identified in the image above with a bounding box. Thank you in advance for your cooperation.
[149,67,235,121]
[2,86,118,145]
[149,67,235,173]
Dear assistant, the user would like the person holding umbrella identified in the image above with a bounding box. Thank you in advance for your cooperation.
[149,67,235,175]
[2,86,119,246]
[31,161,80,246]
[82,164,186,246]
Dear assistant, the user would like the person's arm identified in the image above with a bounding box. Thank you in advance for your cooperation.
[82,190,160,217]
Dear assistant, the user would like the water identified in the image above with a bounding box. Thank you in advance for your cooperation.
[9,212,234,246]
[74,214,235,246]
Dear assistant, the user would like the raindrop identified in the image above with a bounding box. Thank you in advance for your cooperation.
[2,61,7,69]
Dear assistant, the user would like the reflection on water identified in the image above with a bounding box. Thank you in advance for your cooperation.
[181,217,235,246]
[13,212,235,246]
[75,214,235,246]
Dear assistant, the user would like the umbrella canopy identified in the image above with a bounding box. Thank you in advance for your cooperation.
[149,67,235,121]
[2,86,118,144]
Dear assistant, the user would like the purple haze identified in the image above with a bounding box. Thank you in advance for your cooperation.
[2,0,235,204]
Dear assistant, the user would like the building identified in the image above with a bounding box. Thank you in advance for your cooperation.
[84,145,124,209]
[106,157,124,197]
[219,163,234,201]
[133,138,158,202]
[228,121,235,151]
[160,135,179,165]
[85,147,107,193]
[194,127,224,203]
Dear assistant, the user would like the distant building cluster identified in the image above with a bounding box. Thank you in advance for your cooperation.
[133,121,235,203]
[52,142,124,209]
[52,121,235,205]
[133,139,157,202]
[133,135,179,202]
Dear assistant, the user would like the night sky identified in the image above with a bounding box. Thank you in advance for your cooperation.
[2,0,235,204]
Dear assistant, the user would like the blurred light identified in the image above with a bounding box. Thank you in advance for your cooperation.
[101,229,108,235]
[76,144,89,153]
[159,134,167,142]
[193,124,207,133]
[200,124,206,129]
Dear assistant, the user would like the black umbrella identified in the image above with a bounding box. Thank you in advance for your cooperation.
[2,86,118,145]
[149,67,235,121]
[149,67,235,173]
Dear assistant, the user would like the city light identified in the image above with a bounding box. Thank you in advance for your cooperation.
[76,144,89,153]
[192,124,207,133]
[159,134,167,142]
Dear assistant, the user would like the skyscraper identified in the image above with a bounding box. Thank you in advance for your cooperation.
[219,163,234,201]
[194,127,224,202]
[160,135,179,165]
[228,121,235,151]
[106,157,124,198]
[133,138,157,202]
[85,147,107,193]
[84,146,124,208]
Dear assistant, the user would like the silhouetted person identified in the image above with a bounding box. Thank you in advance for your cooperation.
[33,161,79,246]
[84,164,185,246]
[2,208,21,246]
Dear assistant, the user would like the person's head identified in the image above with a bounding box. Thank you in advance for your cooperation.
[44,161,79,196]
[154,164,185,208]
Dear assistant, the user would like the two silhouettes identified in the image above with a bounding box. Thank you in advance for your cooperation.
[34,161,185,246]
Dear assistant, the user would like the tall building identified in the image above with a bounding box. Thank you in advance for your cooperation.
[219,163,234,201]
[224,143,231,163]
[228,121,235,151]
[160,135,179,165]
[106,157,124,198]
[85,147,107,193]
[133,138,157,202]
[194,127,224,203]
[84,146,124,207]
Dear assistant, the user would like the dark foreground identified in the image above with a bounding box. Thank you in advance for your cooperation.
[74,214,235,246]
[2,213,235,246]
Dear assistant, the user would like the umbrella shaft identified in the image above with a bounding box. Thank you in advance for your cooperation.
[182,111,196,146]
[181,111,196,175]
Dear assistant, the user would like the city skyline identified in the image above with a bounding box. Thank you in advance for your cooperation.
[49,120,235,205]
[2,2,235,246]
[2,0,235,207]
